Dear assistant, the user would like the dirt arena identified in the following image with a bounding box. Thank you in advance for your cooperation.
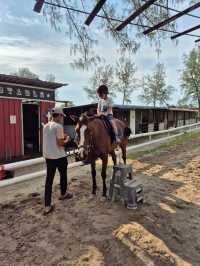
[0,137,200,266]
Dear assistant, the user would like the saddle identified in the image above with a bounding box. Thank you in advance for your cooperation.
[97,115,116,143]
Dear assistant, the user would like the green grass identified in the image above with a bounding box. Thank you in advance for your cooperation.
[127,130,200,160]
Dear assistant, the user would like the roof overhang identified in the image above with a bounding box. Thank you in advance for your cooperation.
[0,74,67,90]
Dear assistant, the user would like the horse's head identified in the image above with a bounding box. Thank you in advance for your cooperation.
[71,113,92,161]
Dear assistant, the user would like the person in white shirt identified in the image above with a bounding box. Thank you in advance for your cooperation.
[43,108,73,214]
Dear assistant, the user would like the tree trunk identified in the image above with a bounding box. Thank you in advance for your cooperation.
[153,100,156,124]
[123,91,125,105]
[198,97,200,121]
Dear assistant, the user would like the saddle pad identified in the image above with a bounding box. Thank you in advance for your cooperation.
[98,116,115,143]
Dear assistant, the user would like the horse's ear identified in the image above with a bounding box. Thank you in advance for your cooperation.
[70,115,79,123]
[80,113,89,124]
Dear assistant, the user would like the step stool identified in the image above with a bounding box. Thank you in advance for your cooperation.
[108,164,133,201]
[124,180,144,209]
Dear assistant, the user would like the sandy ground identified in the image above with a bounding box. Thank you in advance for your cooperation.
[0,138,200,266]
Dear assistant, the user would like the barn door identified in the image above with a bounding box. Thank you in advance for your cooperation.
[22,103,39,155]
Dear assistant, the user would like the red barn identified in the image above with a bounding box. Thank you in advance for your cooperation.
[0,74,66,163]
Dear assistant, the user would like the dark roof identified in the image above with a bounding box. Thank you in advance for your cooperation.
[64,103,97,110]
[168,107,198,112]
[64,103,197,112]
[115,105,198,112]
[114,104,168,110]
[64,103,167,111]
[0,74,67,89]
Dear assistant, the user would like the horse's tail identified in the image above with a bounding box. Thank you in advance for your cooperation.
[123,127,132,139]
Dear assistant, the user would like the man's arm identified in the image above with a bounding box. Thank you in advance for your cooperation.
[57,136,70,147]
[56,127,70,147]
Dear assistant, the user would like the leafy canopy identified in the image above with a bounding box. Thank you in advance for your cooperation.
[140,63,173,107]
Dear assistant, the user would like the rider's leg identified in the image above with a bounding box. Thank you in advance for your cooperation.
[109,119,120,143]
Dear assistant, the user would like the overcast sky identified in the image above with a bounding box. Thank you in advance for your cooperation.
[0,0,199,106]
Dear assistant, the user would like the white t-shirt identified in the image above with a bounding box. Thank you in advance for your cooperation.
[43,121,66,159]
[98,97,113,114]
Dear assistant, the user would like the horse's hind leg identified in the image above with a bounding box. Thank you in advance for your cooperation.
[120,142,127,164]
[101,156,108,197]
[111,150,117,165]
[91,160,97,195]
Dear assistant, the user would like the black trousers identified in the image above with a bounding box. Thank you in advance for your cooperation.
[45,157,68,207]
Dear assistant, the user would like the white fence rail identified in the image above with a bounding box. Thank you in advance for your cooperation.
[0,161,85,188]
[0,122,200,188]
[130,122,200,140]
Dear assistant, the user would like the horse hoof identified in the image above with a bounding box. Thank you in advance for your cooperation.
[100,196,107,202]
[88,194,96,200]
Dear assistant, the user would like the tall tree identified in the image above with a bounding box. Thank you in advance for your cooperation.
[11,68,60,99]
[43,1,186,69]
[140,63,173,108]
[115,56,137,104]
[11,67,39,79]
[181,46,200,111]
[84,64,115,101]
[11,68,56,82]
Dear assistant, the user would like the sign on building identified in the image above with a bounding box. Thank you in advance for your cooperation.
[0,85,55,101]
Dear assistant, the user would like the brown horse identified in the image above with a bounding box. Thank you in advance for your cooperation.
[73,114,131,198]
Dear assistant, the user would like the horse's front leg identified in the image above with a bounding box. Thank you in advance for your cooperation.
[91,160,97,195]
[101,155,108,198]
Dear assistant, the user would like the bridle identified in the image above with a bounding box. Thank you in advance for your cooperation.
[76,124,95,157]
